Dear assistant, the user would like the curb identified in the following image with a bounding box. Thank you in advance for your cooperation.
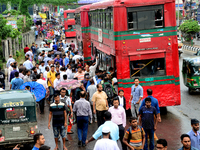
[182,45,200,52]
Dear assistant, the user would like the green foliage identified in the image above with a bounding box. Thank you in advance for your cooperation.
[17,16,33,33]
[0,14,13,40]
[3,10,21,16]
[176,11,183,20]
[179,20,200,41]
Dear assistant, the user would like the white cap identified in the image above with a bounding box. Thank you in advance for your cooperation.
[102,126,110,133]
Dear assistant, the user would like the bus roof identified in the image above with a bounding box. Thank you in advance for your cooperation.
[75,4,91,13]
[64,9,75,13]
[90,0,174,10]
[0,90,35,107]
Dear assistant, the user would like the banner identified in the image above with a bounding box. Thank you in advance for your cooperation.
[39,13,47,19]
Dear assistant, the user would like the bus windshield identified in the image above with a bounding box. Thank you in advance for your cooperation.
[67,13,75,19]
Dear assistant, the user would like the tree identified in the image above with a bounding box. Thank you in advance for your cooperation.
[179,19,200,41]
[0,0,78,17]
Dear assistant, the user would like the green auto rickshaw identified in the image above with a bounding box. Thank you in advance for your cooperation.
[0,90,38,149]
[182,57,200,94]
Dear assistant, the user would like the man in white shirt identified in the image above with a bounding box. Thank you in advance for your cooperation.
[108,97,126,150]
[25,49,34,61]
[89,56,99,77]
[66,64,72,78]
[93,126,119,150]
[39,61,46,73]
[6,55,15,68]
[54,73,61,91]
[8,62,14,83]
[43,66,49,81]
[36,74,47,114]
[60,67,67,81]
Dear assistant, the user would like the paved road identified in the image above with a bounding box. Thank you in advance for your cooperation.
[4,39,200,150]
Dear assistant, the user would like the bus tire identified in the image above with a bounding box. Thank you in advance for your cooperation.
[160,107,167,114]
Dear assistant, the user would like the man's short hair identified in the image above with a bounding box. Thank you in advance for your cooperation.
[25,70,30,74]
[63,74,67,80]
[80,91,86,98]
[129,117,137,123]
[104,111,111,120]
[119,89,124,93]
[56,73,60,77]
[147,89,153,95]
[14,71,19,77]
[180,134,190,141]
[36,74,41,79]
[134,78,139,81]
[54,93,59,98]
[157,139,167,147]
[33,133,43,144]
[145,97,151,102]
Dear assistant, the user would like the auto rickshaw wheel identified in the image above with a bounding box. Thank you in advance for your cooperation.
[189,88,193,94]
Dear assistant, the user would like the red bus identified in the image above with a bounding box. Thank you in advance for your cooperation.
[75,5,92,61]
[88,0,180,108]
[64,9,76,37]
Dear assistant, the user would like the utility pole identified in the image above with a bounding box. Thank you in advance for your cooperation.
[190,0,192,19]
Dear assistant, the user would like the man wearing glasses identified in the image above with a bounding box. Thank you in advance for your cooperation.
[129,78,143,118]
[156,139,167,150]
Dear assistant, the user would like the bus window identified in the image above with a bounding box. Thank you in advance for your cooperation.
[130,58,166,77]
[89,13,92,26]
[127,5,164,30]
[102,13,106,29]
[6,107,26,119]
[128,12,137,30]
[106,13,110,29]
[75,13,81,25]
[111,12,113,30]
[68,25,75,30]
[67,13,75,19]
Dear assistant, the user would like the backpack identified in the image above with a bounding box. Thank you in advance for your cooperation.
[103,83,114,100]
[127,126,143,144]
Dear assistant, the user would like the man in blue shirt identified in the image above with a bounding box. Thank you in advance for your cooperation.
[139,97,157,150]
[10,72,24,90]
[178,134,198,150]
[54,54,63,66]
[139,89,161,122]
[52,42,58,50]
[129,78,143,118]
[31,43,36,62]
[44,54,52,66]
[187,119,200,150]
[23,57,33,70]
[86,111,119,145]
[32,133,45,150]
[35,29,38,41]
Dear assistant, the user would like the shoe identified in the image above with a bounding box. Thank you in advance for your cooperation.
[78,141,82,147]
[82,143,86,147]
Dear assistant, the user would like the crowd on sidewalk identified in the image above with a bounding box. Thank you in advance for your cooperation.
[1,26,200,150]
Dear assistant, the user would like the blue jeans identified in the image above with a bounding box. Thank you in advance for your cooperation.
[53,126,66,138]
[48,86,54,102]
[77,116,89,144]
[34,53,37,62]
[144,128,154,150]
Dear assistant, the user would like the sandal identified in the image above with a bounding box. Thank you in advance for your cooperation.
[67,131,74,134]
[63,147,68,150]
[54,147,59,150]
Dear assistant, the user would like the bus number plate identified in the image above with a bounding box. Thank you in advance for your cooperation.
[145,78,154,82]
[13,127,20,131]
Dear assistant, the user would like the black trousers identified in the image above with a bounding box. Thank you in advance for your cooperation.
[39,98,45,113]
[96,110,107,127]
[118,124,127,150]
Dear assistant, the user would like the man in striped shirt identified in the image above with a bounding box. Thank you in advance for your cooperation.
[74,66,85,81]
[123,117,145,150]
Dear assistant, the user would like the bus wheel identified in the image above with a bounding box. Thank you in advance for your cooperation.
[160,107,167,114]
[189,88,193,94]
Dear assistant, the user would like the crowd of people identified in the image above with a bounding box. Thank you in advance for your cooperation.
[0,28,199,150]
